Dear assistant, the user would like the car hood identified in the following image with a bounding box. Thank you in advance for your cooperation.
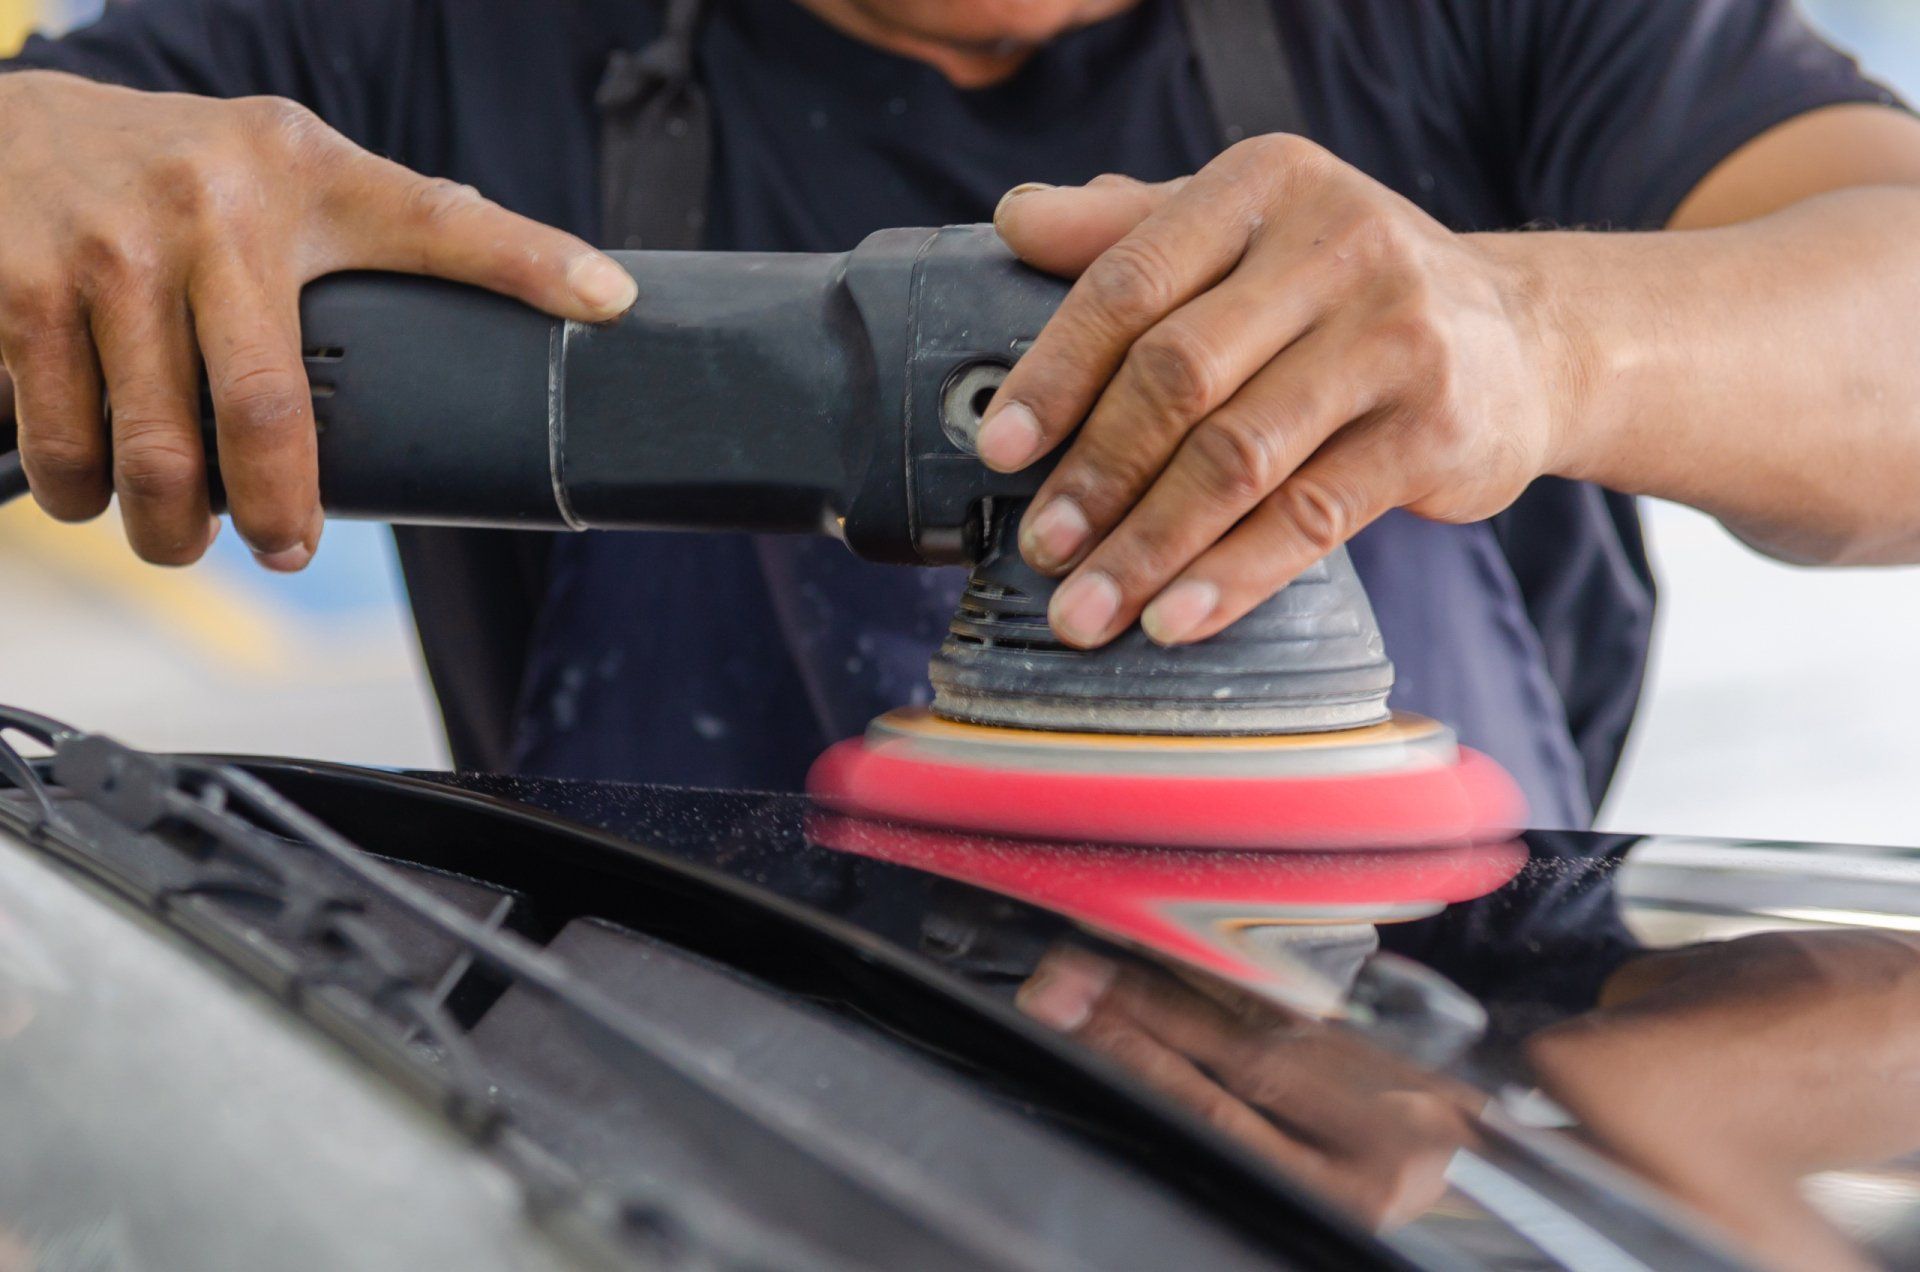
[422,769,1920,1270]
[6,752,1918,1271]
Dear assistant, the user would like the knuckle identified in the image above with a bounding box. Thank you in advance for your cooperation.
[1398,1096,1467,1142]
[113,433,200,505]
[214,360,310,439]
[21,436,106,517]
[1228,133,1332,192]
[401,177,485,232]
[1325,208,1409,269]
[1050,449,1152,523]
[1083,237,1180,324]
[1274,474,1363,557]
[148,147,251,226]
[1349,1175,1401,1229]
[1129,323,1224,418]
[22,431,100,483]
[239,96,328,156]
[73,225,162,293]
[1376,309,1452,377]
[1421,400,1469,452]
[0,277,76,332]
[146,151,213,216]
[480,246,548,298]
[1236,1069,1294,1110]
[1189,414,1282,506]
[1230,131,1322,170]
[1193,1093,1253,1138]
[1072,1012,1129,1052]
[1099,528,1182,595]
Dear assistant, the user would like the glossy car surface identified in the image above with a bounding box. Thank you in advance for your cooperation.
[3,752,1918,1270]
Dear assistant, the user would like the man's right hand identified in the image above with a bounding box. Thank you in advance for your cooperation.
[0,71,637,569]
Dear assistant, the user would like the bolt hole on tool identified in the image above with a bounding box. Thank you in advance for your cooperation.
[0,226,1525,849]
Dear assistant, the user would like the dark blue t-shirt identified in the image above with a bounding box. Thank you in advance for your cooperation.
[10,0,1895,825]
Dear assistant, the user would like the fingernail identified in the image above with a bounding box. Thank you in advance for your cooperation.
[1050,571,1120,646]
[254,543,312,573]
[1016,949,1117,1032]
[1021,497,1089,571]
[976,402,1043,471]
[566,253,639,318]
[204,516,222,550]
[994,181,1054,224]
[1142,579,1220,646]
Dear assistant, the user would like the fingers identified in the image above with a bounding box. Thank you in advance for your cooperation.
[1017,949,1328,1173]
[983,140,1515,653]
[191,263,320,570]
[94,286,217,564]
[1041,332,1376,647]
[1018,271,1328,578]
[993,175,1186,277]
[5,312,109,522]
[327,153,636,322]
[1015,946,1120,1031]
[1147,420,1409,644]
[1018,947,1279,1077]
[978,165,1273,472]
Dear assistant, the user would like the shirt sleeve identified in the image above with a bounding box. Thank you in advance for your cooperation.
[1495,0,1904,230]
[1,0,416,148]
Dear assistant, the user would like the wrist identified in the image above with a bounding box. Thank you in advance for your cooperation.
[1470,229,1628,486]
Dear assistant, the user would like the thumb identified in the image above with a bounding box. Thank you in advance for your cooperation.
[993,175,1188,277]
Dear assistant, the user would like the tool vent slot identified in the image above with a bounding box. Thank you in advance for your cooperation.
[302,347,345,427]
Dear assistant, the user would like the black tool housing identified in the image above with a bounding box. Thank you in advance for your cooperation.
[280,225,1062,565]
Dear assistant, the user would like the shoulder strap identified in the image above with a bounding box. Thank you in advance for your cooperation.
[392,525,554,772]
[1176,0,1308,144]
[596,0,1303,244]
[398,0,717,773]
[596,0,713,248]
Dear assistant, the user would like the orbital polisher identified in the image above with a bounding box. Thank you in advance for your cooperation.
[0,226,1523,849]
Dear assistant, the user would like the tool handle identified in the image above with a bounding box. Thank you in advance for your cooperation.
[1,258,867,533]
[1,227,1073,564]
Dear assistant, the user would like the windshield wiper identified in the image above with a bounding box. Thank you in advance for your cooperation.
[0,706,1031,1271]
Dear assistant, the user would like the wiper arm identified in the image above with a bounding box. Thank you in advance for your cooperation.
[0,705,72,834]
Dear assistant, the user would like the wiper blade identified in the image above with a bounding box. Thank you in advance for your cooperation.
[0,707,1054,1271]
[3,715,504,1132]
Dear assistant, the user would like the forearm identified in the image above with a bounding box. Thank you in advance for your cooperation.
[1487,186,1920,565]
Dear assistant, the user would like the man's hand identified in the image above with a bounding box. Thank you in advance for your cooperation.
[1016,945,1482,1231]
[985,138,1573,648]
[0,71,637,570]
[1524,930,1920,1272]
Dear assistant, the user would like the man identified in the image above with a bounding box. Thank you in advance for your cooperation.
[1,0,1916,828]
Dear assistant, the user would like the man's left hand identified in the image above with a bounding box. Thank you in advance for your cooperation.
[986,137,1578,648]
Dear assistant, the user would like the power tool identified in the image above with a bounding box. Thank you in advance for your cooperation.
[0,226,1522,849]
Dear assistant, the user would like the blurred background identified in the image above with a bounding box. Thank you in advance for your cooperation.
[1,0,1918,844]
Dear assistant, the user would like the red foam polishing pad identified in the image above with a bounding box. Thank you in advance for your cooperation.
[806,708,1527,851]
[808,812,1529,981]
